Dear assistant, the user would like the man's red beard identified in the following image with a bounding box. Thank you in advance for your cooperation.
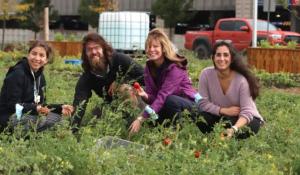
[89,56,108,73]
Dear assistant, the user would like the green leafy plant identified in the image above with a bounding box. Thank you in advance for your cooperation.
[259,40,298,49]
[54,32,65,42]
[66,34,82,42]
[259,40,272,48]
[286,40,298,49]
[256,70,300,88]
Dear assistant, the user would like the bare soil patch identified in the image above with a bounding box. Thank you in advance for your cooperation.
[271,87,300,95]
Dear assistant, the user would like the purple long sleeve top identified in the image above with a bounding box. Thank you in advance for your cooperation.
[198,67,263,123]
[142,60,197,118]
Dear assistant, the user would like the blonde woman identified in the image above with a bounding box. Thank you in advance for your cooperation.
[129,28,201,134]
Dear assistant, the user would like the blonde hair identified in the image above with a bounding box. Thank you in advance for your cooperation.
[145,28,184,63]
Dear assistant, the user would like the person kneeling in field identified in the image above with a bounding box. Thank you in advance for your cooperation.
[0,41,74,132]
[129,28,202,134]
[197,41,265,139]
[71,33,144,132]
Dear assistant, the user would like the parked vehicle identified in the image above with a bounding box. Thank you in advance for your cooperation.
[98,11,153,52]
[184,18,300,59]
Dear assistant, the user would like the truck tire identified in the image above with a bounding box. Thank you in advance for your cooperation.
[194,44,209,59]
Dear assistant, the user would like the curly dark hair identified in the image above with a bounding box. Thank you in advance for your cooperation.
[81,32,113,72]
[212,41,260,100]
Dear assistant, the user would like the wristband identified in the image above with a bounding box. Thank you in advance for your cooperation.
[231,126,238,133]
[144,105,158,120]
[15,104,24,120]
[194,93,202,103]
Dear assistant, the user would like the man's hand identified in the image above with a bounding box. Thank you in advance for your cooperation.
[108,81,116,96]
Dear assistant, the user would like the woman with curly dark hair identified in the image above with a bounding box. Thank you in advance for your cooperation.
[197,41,264,139]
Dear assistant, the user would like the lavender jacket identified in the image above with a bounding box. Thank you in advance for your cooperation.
[142,59,197,118]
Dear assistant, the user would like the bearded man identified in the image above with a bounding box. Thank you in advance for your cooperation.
[72,33,144,130]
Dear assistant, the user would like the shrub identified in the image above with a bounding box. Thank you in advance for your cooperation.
[286,40,298,49]
[54,32,65,41]
[259,40,298,49]
[255,70,300,88]
[259,40,272,48]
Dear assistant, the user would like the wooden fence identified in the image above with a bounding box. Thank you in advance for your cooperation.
[247,47,300,74]
[47,41,82,57]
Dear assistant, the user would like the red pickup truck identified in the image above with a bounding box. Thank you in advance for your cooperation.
[184,18,300,59]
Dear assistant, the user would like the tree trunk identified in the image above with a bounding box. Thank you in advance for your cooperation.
[296,6,300,33]
[1,19,6,50]
[291,6,300,33]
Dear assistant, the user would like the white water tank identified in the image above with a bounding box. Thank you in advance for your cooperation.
[98,11,150,52]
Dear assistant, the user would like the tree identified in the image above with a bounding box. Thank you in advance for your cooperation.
[17,0,58,39]
[152,0,194,39]
[0,0,30,50]
[78,0,117,29]
[277,0,300,32]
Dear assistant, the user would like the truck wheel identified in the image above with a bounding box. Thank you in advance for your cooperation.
[195,45,209,59]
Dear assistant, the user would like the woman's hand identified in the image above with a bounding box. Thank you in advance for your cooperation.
[129,116,144,134]
[37,105,50,116]
[220,106,240,117]
[133,82,148,100]
[62,105,74,117]
[224,128,235,139]
[134,86,148,101]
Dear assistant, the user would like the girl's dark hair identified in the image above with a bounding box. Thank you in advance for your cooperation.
[212,41,260,100]
[81,32,113,72]
[29,40,53,61]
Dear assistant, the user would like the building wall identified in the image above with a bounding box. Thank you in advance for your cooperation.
[0,29,34,44]
[0,29,87,44]
[49,0,237,14]
[235,0,253,18]
[115,0,155,11]
[50,0,155,15]
[49,0,243,15]
[192,0,235,10]
[51,0,81,15]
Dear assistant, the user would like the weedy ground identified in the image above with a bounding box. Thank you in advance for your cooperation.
[0,50,299,175]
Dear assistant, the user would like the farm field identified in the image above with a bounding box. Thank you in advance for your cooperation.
[0,50,299,175]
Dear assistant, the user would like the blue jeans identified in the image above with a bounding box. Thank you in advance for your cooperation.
[155,95,196,125]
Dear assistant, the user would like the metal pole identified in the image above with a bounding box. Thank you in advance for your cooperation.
[267,0,270,36]
[252,0,258,47]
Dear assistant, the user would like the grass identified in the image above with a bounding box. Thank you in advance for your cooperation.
[0,51,299,174]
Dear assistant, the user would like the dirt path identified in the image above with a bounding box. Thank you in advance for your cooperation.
[271,87,300,95]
